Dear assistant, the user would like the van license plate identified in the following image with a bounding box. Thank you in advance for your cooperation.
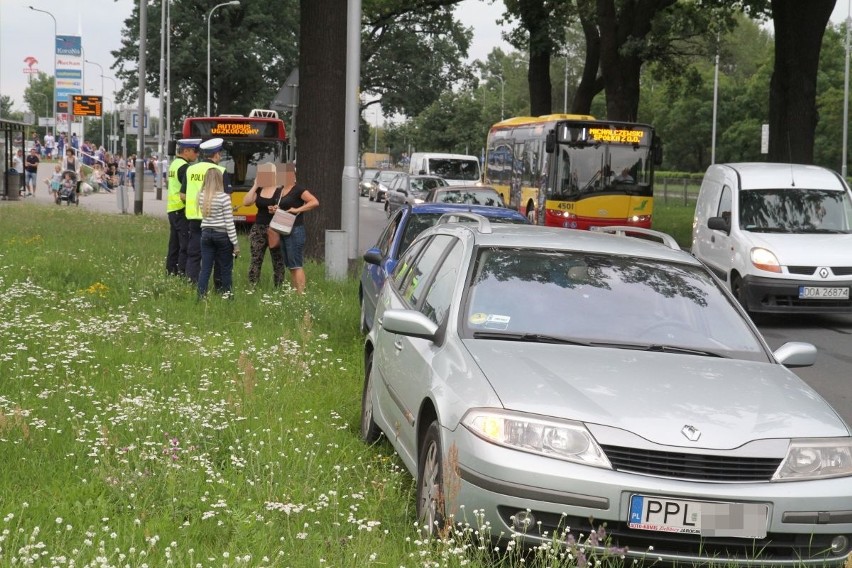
[798,286,849,299]
[628,495,768,538]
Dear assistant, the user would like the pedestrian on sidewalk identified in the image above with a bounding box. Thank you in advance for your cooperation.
[24,148,40,196]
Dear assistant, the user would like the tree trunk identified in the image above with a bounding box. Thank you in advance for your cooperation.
[571,9,602,115]
[768,0,834,164]
[298,0,347,259]
[528,49,553,115]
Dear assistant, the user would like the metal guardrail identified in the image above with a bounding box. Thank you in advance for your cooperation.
[657,177,701,205]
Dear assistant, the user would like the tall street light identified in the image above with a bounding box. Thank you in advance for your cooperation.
[29,6,57,137]
[207,0,240,117]
[497,75,505,121]
[102,76,119,154]
[843,0,851,178]
[85,59,105,149]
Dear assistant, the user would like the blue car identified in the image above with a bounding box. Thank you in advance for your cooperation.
[359,203,527,332]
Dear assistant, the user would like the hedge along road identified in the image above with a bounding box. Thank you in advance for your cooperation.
[19,163,852,426]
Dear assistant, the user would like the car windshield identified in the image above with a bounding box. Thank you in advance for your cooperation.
[434,189,504,207]
[375,171,400,183]
[739,188,852,233]
[463,248,769,361]
[362,169,379,181]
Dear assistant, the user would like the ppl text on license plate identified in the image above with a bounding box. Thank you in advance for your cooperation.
[628,495,768,539]
[798,286,849,299]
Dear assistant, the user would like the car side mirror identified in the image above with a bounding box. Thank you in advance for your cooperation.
[418,169,426,175]
[708,216,730,233]
[774,342,817,368]
[380,309,438,341]
[363,248,382,266]
[545,130,556,153]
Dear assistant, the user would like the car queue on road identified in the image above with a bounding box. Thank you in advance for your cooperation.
[355,160,852,567]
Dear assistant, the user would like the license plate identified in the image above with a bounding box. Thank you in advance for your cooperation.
[628,495,768,539]
[798,286,849,299]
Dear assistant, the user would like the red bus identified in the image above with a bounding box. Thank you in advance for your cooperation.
[180,109,287,222]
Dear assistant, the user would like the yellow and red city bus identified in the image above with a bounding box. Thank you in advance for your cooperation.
[181,109,288,223]
[484,114,662,229]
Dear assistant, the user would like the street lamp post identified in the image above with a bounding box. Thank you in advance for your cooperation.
[207,1,240,117]
[843,0,851,178]
[102,76,118,154]
[85,59,105,149]
[497,75,505,121]
[31,92,49,124]
[29,6,57,137]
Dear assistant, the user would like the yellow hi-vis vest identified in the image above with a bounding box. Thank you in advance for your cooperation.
[166,157,189,213]
[184,161,225,220]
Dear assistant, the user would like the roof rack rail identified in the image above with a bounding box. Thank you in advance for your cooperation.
[436,212,492,234]
[591,226,681,251]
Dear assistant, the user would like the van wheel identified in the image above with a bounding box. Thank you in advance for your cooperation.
[731,275,749,311]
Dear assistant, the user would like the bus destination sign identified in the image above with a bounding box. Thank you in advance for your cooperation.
[71,95,103,117]
[189,120,280,139]
[588,128,645,144]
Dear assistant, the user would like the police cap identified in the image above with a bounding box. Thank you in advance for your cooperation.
[200,138,224,154]
[178,138,202,150]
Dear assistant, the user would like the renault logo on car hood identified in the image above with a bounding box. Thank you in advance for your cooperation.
[819,267,829,278]
[681,425,701,441]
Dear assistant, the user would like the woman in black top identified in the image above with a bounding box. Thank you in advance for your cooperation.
[272,166,319,294]
[243,176,286,287]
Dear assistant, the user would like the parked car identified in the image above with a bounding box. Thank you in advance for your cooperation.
[692,162,852,313]
[425,185,505,207]
[359,168,380,197]
[361,219,852,566]
[359,204,526,333]
[369,170,401,202]
[384,174,448,217]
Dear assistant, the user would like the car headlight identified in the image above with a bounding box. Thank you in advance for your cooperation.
[774,438,852,481]
[461,409,611,468]
[750,247,782,273]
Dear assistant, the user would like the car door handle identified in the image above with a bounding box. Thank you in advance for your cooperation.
[711,235,715,243]
[394,339,403,351]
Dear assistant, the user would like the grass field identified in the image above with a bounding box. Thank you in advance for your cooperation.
[0,201,721,567]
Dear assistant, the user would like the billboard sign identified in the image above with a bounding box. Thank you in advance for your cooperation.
[55,35,82,113]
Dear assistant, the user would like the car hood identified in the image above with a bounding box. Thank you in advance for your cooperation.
[740,231,852,266]
[463,340,849,449]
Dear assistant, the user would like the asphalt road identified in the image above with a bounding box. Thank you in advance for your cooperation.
[13,165,852,427]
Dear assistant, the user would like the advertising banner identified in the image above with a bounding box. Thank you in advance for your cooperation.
[55,35,82,113]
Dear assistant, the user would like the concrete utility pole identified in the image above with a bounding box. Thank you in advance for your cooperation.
[157,0,167,199]
[135,0,147,215]
[340,0,362,267]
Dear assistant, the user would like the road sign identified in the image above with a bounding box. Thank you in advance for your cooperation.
[125,110,151,135]
[72,95,103,117]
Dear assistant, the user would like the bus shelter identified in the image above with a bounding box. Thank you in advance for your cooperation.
[1,118,26,200]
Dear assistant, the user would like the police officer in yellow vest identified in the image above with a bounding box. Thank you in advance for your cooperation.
[183,137,229,283]
[166,138,200,276]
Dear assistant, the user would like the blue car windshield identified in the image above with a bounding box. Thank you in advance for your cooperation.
[463,248,769,362]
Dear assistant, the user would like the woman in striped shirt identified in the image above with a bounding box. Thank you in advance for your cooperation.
[198,169,240,299]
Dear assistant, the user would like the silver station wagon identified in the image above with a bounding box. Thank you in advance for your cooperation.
[360,215,852,566]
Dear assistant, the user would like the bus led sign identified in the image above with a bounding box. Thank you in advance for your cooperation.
[189,120,280,139]
[588,128,645,144]
[71,95,102,117]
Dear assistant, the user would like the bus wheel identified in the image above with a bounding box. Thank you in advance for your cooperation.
[525,201,537,224]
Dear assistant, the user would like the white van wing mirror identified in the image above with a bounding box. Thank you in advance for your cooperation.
[708,216,730,233]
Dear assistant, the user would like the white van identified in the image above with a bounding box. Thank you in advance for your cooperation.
[691,162,852,314]
[408,152,481,186]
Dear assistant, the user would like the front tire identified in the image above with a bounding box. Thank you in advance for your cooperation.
[731,273,749,312]
[416,421,445,538]
[360,352,381,443]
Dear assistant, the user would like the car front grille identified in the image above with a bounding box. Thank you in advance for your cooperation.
[788,266,852,276]
[600,445,782,482]
[496,510,850,565]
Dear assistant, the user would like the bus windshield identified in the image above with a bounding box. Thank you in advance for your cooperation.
[549,130,653,200]
[218,140,284,189]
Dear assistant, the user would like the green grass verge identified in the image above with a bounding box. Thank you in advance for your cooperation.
[2,202,653,568]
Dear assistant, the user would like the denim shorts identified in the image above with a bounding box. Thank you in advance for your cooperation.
[280,224,305,269]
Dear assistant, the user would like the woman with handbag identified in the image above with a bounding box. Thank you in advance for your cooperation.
[271,165,319,294]
[242,164,287,287]
[197,168,240,299]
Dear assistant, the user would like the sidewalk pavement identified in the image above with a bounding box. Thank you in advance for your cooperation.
[6,162,168,219]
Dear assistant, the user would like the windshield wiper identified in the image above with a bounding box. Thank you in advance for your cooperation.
[744,226,792,233]
[797,228,848,234]
[472,331,591,346]
[582,341,725,358]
